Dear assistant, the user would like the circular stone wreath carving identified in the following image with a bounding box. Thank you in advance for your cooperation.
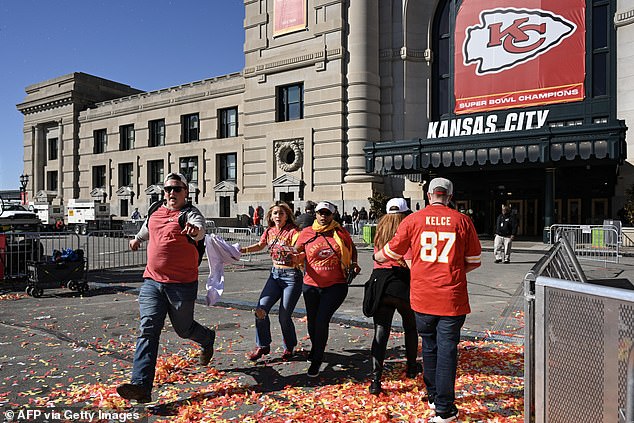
[275,141,303,172]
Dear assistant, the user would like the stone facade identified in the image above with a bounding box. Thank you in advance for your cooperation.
[17,0,634,231]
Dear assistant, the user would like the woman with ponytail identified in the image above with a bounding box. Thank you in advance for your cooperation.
[365,198,420,395]
[294,201,360,377]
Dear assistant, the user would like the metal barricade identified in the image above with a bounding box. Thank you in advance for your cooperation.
[525,236,634,423]
[1,230,82,280]
[549,224,621,264]
[524,237,586,423]
[86,230,147,271]
[208,227,264,262]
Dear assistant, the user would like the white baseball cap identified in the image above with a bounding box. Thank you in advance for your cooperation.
[164,172,188,187]
[386,198,409,214]
[315,201,336,214]
[428,177,453,195]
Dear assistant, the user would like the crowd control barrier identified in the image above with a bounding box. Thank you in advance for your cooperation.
[524,235,634,422]
[208,227,265,262]
[549,223,621,264]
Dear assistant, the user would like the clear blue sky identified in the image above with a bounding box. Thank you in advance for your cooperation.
[0,0,245,190]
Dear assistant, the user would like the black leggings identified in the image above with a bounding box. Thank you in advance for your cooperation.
[371,294,418,375]
[302,283,348,363]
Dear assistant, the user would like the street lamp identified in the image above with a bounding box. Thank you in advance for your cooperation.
[19,173,29,205]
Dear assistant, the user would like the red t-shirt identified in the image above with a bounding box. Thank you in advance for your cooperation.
[382,204,481,316]
[373,245,412,269]
[253,209,261,226]
[296,227,352,287]
[144,207,199,283]
[259,225,300,267]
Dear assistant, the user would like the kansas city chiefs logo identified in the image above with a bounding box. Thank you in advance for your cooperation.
[463,8,576,74]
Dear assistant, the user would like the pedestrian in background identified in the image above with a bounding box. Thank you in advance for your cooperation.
[131,207,142,220]
[294,201,360,377]
[494,204,518,264]
[352,207,360,235]
[296,201,316,229]
[239,201,303,362]
[363,198,420,395]
[117,172,215,404]
[374,177,481,422]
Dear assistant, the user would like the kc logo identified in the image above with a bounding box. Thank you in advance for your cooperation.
[463,8,576,75]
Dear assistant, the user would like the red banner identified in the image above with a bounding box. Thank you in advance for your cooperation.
[454,0,585,114]
[273,0,307,37]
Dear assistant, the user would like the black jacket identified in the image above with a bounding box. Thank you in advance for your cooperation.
[296,212,315,229]
[363,267,410,317]
[495,212,518,237]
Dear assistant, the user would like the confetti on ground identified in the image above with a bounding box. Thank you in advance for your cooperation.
[0,291,525,422]
[2,341,523,422]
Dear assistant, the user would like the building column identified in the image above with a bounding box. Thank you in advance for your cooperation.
[544,168,555,228]
[345,0,381,183]
[33,125,42,194]
[58,120,64,199]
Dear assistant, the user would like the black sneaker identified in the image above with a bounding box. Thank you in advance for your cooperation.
[504,259,510,264]
[368,379,381,395]
[494,259,502,263]
[307,361,321,377]
[200,329,216,366]
[116,383,151,403]
[427,394,436,411]
[406,362,422,378]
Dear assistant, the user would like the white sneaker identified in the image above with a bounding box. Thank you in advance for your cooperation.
[428,414,457,423]
[428,409,458,423]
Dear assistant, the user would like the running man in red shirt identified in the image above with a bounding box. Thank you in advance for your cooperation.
[374,177,481,423]
[117,172,215,404]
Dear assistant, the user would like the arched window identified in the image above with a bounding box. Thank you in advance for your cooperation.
[431,0,453,120]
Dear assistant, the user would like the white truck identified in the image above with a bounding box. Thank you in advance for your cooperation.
[28,201,64,229]
[66,199,111,234]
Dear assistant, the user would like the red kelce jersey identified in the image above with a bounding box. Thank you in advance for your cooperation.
[382,204,481,316]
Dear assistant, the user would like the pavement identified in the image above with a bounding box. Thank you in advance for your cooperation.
[0,237,631,421]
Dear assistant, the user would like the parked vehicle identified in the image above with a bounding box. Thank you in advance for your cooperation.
[0,199,40,231]
[28,201,64,229]
[66,199,111,235]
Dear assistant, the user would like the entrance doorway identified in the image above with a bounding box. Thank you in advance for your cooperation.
[280,192,294,211]
[120,199,129,218]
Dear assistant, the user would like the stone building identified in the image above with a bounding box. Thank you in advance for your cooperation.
[17,0,634,236]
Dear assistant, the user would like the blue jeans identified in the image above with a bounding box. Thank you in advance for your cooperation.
[302,283,348,363]
[255,267,303,350]
[131,279,214,390]
[415,313,466,414]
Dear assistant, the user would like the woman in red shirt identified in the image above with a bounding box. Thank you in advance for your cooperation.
[294,201,360,377]
[240,202,302,361]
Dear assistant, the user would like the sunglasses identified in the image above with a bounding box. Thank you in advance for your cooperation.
[164,186,184,193]
[316,209,332,216]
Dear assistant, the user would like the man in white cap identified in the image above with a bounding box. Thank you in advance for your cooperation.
[373,177,481,422]
[117,172,215,403]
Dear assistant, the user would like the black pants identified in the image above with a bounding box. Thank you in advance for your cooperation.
[302,283,348,363]
[371,294,418,377]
